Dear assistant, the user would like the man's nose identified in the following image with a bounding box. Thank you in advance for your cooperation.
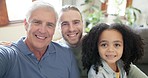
[69,24,75,31]
[39,24,46,33]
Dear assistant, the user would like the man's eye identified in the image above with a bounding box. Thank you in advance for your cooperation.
[61,22,69,26]
[47,23,55,28]
[32,21,41,25]
[74,21,80,25]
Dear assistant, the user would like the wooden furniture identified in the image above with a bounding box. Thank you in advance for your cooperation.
[0,0,9,26]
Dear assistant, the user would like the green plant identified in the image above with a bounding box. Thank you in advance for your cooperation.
[125,6,142,26]
[84,6,104,32]
[82,0,104,32]
[82,0,142,32]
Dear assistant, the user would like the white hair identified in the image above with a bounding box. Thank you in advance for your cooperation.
[25,1,58,22]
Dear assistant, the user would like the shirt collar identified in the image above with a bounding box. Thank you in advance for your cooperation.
[101,59,124,74]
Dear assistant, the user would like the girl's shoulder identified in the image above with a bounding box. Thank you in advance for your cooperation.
[88,65,105,78]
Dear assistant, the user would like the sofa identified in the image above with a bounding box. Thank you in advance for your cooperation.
[135,27,148,75]
[0,26,148,75]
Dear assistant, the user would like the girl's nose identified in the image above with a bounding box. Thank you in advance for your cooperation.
[108,45,114,52]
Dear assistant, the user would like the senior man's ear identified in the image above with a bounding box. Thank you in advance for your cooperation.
[24,19,29,31]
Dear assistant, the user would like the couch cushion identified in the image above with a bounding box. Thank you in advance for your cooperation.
[137,28,148,64]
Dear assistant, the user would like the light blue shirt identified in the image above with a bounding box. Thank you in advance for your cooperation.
[0,37,80,78]
[88,60,127,78]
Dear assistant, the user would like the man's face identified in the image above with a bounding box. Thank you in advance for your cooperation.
[59,10,83,47]
[25,8,57,51]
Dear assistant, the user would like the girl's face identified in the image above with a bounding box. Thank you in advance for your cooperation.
[98,29,123,66]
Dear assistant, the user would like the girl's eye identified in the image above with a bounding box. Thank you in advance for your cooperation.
[114,44,121,48]
[100,43,108,48]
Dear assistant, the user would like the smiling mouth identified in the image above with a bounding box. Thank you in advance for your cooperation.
[35,35,47,40]
[106,55,116,59]
[67,33,78,37]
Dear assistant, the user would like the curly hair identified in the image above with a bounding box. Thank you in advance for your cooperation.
[82,23,144,75]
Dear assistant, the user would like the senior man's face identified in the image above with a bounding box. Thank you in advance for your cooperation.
[25,8,57,51]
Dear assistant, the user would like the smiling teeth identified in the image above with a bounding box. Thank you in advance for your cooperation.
[69,34,76,37]
[36,35,46,39]
[106,55,116,58]
[68,33,77,37]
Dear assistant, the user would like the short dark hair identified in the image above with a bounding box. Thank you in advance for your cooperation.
[60,5,82,20]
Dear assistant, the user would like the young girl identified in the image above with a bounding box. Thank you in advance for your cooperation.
[82,23,144,78]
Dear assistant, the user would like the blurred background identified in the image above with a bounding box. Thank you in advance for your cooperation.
[0,0,148,75]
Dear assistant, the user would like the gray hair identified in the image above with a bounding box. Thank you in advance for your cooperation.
[25,1,58,22]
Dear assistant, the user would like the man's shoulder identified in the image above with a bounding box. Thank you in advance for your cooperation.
[52,41,69,48]
[51,42,71,54]
[53,39,69,48]
[50,42,75,60]
[0,45,18,59]
[0,45,13,52]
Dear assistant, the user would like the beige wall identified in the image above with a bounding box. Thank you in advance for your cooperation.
[0,23,62,42]
[0,23,26,42]
[0,0,148,42]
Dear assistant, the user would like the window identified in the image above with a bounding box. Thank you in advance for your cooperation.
[6,0,32,21]
[107,0,127,16]
[41,0,62,13]
[6,0,62,21]
[101,0,132,16]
